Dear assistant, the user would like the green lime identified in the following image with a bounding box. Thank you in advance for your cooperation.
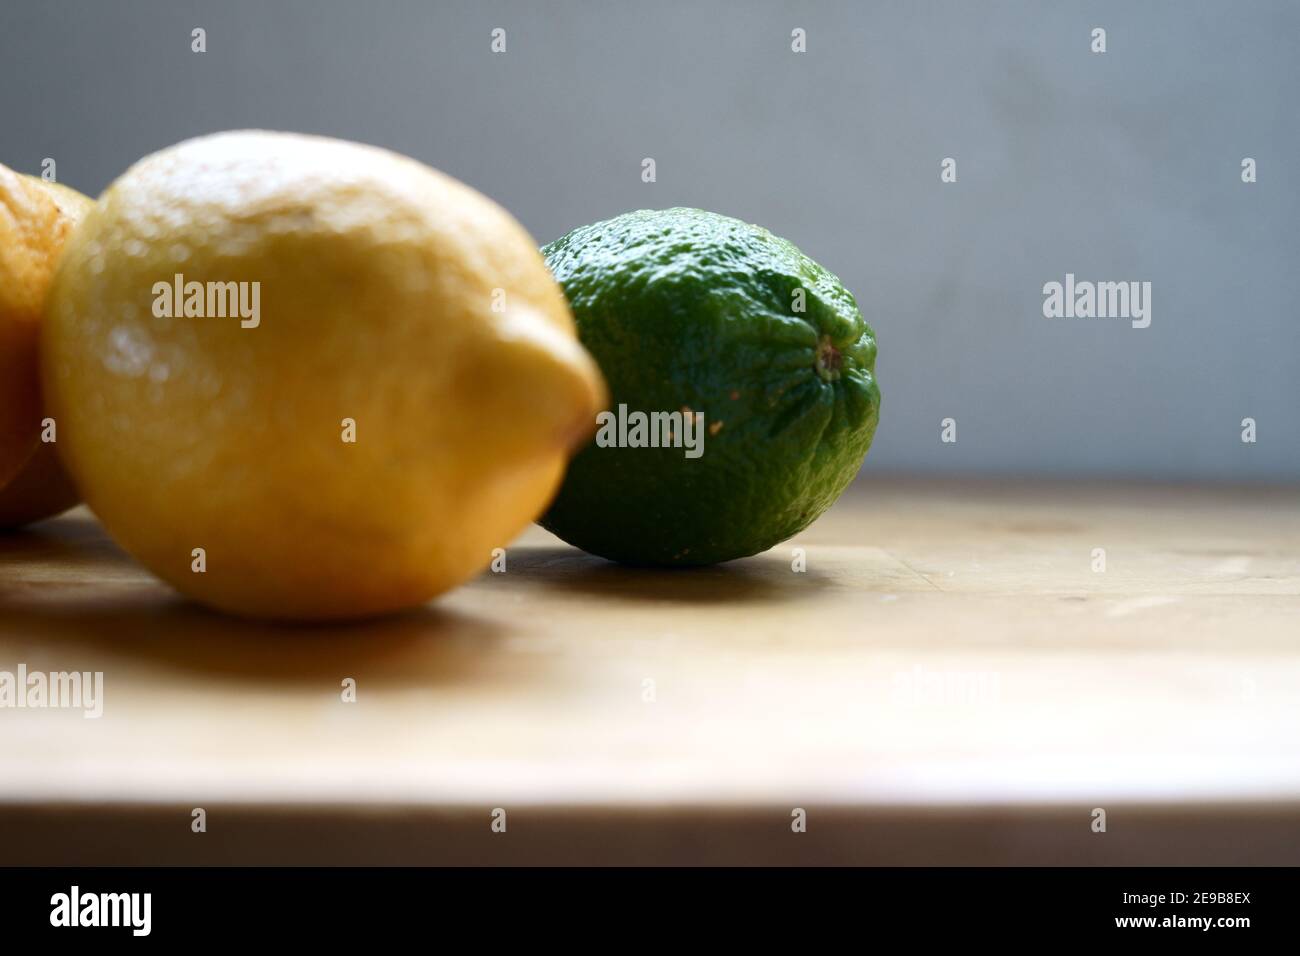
[539,207,880,566]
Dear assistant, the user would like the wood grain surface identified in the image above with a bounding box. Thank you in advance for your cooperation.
[1,477,1298,864]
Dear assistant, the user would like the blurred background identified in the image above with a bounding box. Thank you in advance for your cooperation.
[3,0,1296,481]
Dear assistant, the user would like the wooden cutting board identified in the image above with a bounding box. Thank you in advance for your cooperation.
[2,477,1298,865]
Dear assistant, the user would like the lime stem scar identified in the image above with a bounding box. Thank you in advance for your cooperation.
[815,336,843,381]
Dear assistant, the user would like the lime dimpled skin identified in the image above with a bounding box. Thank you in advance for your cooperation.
[540,207,880,566]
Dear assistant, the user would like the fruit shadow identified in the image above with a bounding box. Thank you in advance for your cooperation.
[502,545,835,605]
[0,515,507,688]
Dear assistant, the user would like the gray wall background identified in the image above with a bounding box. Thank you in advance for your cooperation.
[3,1,1297,481]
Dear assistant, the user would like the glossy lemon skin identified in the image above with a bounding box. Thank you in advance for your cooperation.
[43,131,605,619]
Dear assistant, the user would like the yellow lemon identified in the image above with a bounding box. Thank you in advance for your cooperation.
[44,131,605,619]
[0,176,93,528]
[0,167,89,491]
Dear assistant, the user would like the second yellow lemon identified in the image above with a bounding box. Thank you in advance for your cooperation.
[0,167,88,491]
[0,176,93,528]
[43,131,605,619]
